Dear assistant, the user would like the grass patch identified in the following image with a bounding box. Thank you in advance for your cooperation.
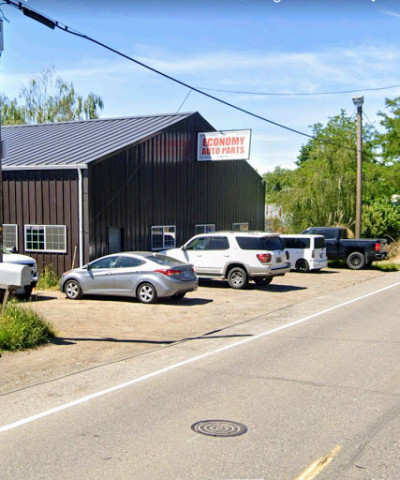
[37,264,60,290]
[328,259,400,272]
[327,259,347,269]
[0,299,56,351]
[370,262,400,272]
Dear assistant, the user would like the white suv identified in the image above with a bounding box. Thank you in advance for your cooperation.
[165,231,290,289]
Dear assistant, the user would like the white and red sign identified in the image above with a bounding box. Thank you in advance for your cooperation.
[197,129,251,161]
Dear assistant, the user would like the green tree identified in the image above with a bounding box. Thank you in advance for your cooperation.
[1,67,104,125]
[263,167,295,231]
[265,110,380,233]
[0,94,25,125]
[263,166,294,197]
[378,97,400,163]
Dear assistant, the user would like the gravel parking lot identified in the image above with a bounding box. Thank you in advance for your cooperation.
[0,267,389,394]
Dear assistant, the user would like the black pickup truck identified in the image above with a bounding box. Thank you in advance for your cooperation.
[301,227,388,270]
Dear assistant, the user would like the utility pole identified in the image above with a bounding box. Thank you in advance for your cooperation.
[352,95,364,239]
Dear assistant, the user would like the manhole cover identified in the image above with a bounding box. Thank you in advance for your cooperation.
[191,420,248,437]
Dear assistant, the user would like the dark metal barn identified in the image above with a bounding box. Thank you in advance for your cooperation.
[2,112,265,276]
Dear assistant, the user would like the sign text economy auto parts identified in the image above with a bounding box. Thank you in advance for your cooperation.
[197,129,251,161]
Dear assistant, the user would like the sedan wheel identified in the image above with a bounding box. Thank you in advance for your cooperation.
[65,279,83,300]
[227,267,249,289]
[137,282,158,304]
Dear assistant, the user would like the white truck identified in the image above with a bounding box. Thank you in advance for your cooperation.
[2,247,39,299]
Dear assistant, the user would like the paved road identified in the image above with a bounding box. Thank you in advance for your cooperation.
[2,272,400,479]
[0,266,387,395]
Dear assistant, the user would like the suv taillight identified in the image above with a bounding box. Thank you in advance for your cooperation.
[374,242,381,252]
[155,269,181,276]
[257,253,271,263]
[286,250,290,260]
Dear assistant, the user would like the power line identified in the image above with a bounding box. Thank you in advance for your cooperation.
[197,84,400,97]
[363,111,376,128]
[57,29,318,141]
[176,89,192,114]
[3,0,368,156]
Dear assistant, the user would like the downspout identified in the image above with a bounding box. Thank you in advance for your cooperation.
[78,168,84,267]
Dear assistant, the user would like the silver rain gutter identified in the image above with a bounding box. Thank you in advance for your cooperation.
[78,168,84,267]
[2,164,88,171]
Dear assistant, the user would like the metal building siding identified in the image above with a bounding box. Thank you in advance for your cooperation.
[2,170,80,274]
[87,114,264,259]
[2,113,195,168]
[2,112,264,276]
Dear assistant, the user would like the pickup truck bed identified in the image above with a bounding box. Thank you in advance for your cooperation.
[301,227,388,269]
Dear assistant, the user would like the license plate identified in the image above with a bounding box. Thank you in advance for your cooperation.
[276,257,281,263]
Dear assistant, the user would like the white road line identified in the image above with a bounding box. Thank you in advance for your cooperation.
[2,280,400,434]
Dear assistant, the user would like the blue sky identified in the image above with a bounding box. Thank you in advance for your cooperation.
[1,0,400,174]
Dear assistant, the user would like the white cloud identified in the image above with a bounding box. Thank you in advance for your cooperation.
[82,43,400,95]
[382,9,400,19]
[3,40,393,101]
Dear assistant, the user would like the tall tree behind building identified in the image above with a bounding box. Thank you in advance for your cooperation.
[1,67,104,124]
[378,97,400,164]
[263,110,381,232]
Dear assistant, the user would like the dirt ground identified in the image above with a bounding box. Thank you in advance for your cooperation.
[0,266,392,395]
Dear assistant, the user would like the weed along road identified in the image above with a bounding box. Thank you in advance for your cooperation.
[1,270,400,479]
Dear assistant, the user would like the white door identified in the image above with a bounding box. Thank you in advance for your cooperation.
[185,236,230,275]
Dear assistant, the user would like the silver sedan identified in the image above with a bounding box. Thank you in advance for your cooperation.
[60,252,198,304]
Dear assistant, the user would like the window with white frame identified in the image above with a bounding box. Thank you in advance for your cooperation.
[195,224,216,235]
[3,223,18,251]
[232,223,249,232]
[151,225,176,250]
[25,225,67,252]
[2,224,18,251]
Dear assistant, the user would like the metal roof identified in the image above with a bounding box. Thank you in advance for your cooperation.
[1,112,198,170]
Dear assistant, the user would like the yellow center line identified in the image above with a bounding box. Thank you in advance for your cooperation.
[294,445,342,480]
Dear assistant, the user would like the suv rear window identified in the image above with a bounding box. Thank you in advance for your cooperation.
[297,238,310,249]
[185,236,229,251]
[207,237,229,250]
[315,237,326,249]
[282,237,310,249]
[236,236,284,251]
[281,237,295,249]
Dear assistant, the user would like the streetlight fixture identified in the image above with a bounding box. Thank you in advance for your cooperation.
[352,95,364,239]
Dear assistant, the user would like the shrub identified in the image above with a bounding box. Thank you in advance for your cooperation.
[362,199,400,240]
[0,299,56,351]
[387,238,400,259]
[38,264,59,290]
